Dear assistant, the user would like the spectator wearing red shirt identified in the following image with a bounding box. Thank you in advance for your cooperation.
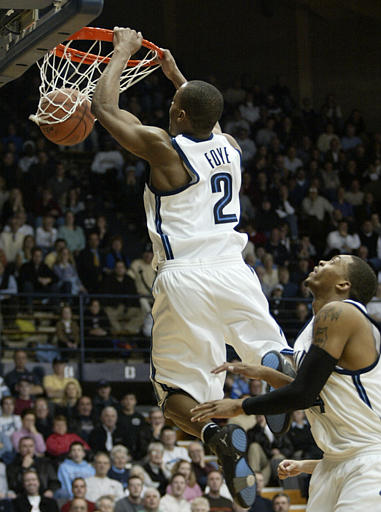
[61,477,95,512]
[14,376,35,415]
[46,416,89,458]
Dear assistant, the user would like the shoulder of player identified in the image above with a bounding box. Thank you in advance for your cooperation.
[221,132,242,153]
[314,301,360,330]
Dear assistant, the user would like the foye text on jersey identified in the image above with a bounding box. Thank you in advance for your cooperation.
[204,146,231,169]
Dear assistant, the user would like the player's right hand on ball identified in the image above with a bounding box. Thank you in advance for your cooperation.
[277,460,303,479]
[212,362,263,379]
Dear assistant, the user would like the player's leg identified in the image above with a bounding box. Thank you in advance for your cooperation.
[150,265,256,508]
[163,391,256,509]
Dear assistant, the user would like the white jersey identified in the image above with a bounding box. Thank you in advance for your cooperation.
[293,299,381,459]
[143,133,247,269]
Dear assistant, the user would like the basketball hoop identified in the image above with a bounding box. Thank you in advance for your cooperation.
[29,27,163,126]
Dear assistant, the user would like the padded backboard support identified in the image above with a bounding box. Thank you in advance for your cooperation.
[0,0,104,87]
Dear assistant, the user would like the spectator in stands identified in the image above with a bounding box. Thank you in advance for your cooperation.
[247,471,272,512]
[118,393,147,460]
[4,349,43,395]
[0,215,25,263]
[90,138,124,193]
[367,283,381,322]
[256,117,277,148]
[142,442,170,496]
[187,441,216,492]
[255,199,279,237]
[2,188,24,224]
[271,492,290,512]
[58,441,96,499]
[160,427,190,473]
[204,470,234,512]
[325,220,360,256]
[277,267,298,298]
[15,233,35,270]
[65,188,85,216]
[142,488,162,512]
[283,145,302,174]
[71,395,97,442]
[77,231,104,293]
[61,477,96,512]
[56,305,80,352]
[14,375,35,414]
[34,397,53,439]
[166,460,202,502]
[288,411,322,460]
[96,495,116,512]
[7,435,59,496]
[89,406,128,455]
[159,473,191,512]
[46,414,89,458]
[55,381,82,419]
[93,381,119,417]
[321,161,340,201]
[108,444,130,490]
[301,187,333,251]
[341,123,362,152]
[145,408,165,445]
[359,219,381,264]
[58,211,86,256]
[261,253,279,292]
[19,246,60,309]
[287,302,312,345]
[86,452,124,503]
[68,498,90,512]
[332,186,354,221]
[85,299,111,358]
[0,396,21,440]
[43,358,81,405]
[104,235,130,273]
[265,228,290,266]
[101,260,142,335]
[247,415,294,486]
[36,215,58,253]
[44,239,67,271]
[12,469,59,512]
[0,427,12,464]
[47,162,72,206]
[12,409,46,455]
[53,247,86,296]
[316,122,339,153]
[34,188,62,220]
[95,215,111,250]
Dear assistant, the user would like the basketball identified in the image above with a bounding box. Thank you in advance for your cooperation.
[39,88,95,146]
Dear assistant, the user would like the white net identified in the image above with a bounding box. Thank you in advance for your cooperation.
[29,37,160,126]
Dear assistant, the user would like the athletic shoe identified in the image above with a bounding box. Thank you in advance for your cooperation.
[261,350,296,435]
[207,424,256,508]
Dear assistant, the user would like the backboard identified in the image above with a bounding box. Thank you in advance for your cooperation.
[0,0,104,87]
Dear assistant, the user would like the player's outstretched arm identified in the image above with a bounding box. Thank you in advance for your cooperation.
[92,27,167,160]
[278,459,319,479]
[212,362,293,389]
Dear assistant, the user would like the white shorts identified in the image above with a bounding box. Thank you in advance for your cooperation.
[150,256,287,406]
[307,451,381,511]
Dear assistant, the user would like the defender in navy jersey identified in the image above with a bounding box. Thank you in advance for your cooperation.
[192,255,380,511]
[92,27,288,508]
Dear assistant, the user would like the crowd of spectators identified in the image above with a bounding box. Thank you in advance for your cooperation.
[0,349,319,511]
[0,62,381,512]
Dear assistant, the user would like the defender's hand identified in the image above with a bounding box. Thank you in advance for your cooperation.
[277,459,303,479]
[113,27,143,56]
[191,398,245,422]
[212,362,263,379]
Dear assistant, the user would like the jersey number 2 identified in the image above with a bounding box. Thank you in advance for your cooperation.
[211,172,238,224]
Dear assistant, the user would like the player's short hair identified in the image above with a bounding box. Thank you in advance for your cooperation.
[347,256,377,305]
[178,80,223,133]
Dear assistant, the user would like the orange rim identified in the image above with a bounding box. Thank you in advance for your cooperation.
[54,27,163,66]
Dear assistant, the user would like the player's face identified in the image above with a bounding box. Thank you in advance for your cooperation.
[305,255,350,294]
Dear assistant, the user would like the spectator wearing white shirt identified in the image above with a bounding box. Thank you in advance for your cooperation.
[0,396,21,439]
[235,127,256,165]
[91,140,124,176]
[238,92,260,125]
[326,220,361,255]
[18,141,38,174]
[86,452,124,503]
[160,427,190,473]
[0,215,25,263]
[283,146,303,174]
[36,216,57,253]
[159,474,191,512]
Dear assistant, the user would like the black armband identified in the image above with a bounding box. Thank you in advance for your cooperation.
[242,345,338,416]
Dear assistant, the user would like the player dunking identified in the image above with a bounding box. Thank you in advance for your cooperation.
[92,28,288,508]
[192,255,381,511]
